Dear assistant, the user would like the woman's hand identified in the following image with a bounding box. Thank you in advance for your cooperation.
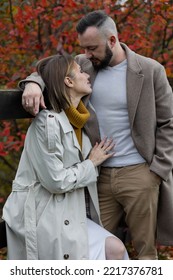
[88,137,115,167]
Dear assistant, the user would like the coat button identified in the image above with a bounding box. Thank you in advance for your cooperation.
[64,220,69,225]
[48,114,54,118]
[64,254,69,259]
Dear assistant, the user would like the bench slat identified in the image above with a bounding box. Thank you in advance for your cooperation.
[0,89,33,120]
[0,78,172,120]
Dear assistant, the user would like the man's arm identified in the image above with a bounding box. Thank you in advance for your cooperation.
[19,55,85,116]
[18,72,46,116]
[150,65,173,181]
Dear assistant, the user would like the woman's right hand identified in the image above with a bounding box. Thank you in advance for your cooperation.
[88,138,115,167]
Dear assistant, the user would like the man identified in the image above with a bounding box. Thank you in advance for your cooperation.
[19,10,173,259]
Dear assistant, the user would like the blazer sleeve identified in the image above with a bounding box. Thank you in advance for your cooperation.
[150,64,173,180]
[18,72,45,91]
[18,55,87,91]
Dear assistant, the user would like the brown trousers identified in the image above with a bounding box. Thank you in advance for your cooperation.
[98,163,160,260]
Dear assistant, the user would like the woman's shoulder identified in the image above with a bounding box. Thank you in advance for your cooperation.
[33,109,72,135]
[27,110,64,152]
[34,109,63,125]
[30,109,61,136]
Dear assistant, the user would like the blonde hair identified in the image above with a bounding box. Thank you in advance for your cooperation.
[36,54,75,113]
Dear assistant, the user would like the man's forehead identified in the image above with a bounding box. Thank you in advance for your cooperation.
[78,27,102,46]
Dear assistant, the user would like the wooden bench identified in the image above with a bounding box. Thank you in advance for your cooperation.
[0,77,173,119]
[0,89,33,249]
[0,89,33,120]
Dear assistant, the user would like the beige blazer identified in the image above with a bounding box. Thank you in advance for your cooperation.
[76,43,173,245]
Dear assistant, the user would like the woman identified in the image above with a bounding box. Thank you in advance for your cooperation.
[2,54,129,260]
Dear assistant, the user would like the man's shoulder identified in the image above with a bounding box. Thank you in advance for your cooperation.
[136,52,162,69]
[129,49,164,75]
[122,43,163,72]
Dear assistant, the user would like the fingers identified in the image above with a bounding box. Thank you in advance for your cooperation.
[22,97,39,116]
[89,138,115,167]
[22,83,46,116]
[96,138,115,157]
[29,98,40,115]
[40,95,47,109]
[99,138,115,160]
[98,137,115,153]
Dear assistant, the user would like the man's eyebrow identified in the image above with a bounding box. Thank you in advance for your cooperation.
[80,45,97,49]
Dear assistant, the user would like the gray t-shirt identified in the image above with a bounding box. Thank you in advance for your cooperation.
[90,59,145,167]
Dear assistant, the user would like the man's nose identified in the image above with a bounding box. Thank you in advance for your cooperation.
[85,49,92,59]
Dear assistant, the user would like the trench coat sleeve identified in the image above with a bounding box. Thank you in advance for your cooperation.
[25,110,98,194]
[18,72,45,91]
[149,65,173,180]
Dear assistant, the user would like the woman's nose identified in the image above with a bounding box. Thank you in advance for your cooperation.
[86,73,90,79]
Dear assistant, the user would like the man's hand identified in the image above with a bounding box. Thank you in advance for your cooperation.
[22,82,47,116]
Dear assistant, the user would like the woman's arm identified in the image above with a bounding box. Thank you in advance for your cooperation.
[25,111,114,194]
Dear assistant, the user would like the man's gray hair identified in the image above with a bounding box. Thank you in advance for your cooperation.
[76,10,118,39]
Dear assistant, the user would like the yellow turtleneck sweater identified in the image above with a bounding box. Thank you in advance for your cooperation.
[65,101,90,148]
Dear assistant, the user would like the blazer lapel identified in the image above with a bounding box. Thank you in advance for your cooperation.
[127,70,144,128]
[122,43,144,128]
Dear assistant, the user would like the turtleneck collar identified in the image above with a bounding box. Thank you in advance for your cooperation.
[65,100,90,148]
[65,100,90,129]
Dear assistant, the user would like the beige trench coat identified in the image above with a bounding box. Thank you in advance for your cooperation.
[19,43,173,245]
[3,109,101,259]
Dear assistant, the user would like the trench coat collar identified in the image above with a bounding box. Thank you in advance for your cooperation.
[57,110,91,159]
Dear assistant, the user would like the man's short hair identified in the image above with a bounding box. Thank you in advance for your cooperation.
[76,10,108,34]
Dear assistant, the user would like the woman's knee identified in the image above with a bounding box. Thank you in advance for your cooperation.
[105,236,126,260]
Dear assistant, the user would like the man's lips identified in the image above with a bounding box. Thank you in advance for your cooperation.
[90,58,99,64]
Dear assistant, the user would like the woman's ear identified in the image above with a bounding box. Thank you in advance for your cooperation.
[64,76,73,88]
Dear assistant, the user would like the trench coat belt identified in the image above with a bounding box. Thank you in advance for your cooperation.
[12,181,38,260]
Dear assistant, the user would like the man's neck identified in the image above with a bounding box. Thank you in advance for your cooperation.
[109,44,126,67]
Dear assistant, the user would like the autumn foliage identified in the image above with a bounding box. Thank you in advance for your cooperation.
[0,0,173,259]
[1,0,173,89]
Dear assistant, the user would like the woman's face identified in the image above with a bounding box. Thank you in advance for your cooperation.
[70,62,92,97]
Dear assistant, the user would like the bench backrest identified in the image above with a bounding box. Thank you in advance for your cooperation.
[0,77,173,120]
[0,89,33,120]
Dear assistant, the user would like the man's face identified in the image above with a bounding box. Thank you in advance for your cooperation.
[78,26,113,70]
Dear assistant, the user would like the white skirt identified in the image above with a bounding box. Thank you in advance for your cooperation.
[87,218,129,260]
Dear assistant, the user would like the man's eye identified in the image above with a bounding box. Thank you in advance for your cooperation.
[89,47,96,51]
